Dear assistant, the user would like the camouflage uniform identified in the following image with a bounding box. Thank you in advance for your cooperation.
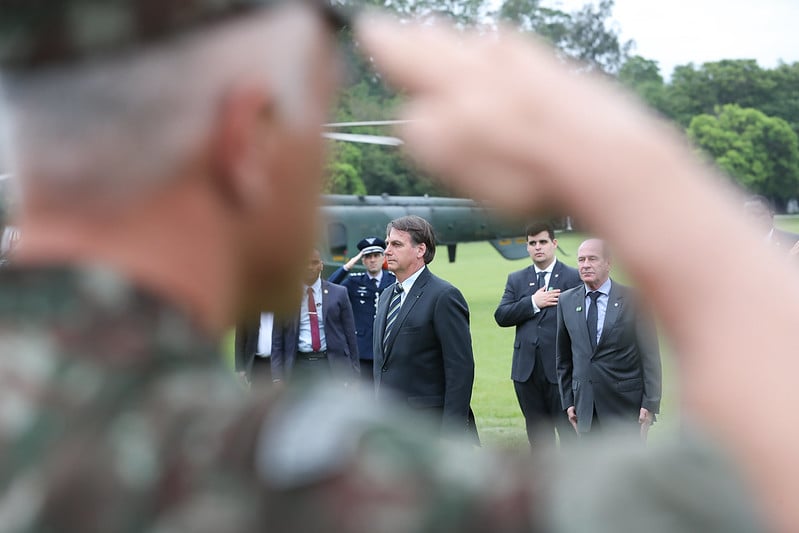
[0,266,766,533]
[0,2,767,532]
[0,266,543,532]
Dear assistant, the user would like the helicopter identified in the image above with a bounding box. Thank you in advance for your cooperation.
[319,192,543,270]
[0,122,572,271]
[318,121,570,274]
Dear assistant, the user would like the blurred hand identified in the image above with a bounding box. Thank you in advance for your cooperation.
[356,15,651,215]
[566,406,578,433]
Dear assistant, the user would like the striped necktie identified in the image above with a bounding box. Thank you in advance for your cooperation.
[382,283,404,349]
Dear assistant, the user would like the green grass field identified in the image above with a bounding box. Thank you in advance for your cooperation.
[225,216,799,449]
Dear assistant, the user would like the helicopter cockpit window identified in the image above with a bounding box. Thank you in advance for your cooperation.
[328,222,348,257]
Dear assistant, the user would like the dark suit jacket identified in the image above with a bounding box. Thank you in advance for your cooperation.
[271,280,359,382]
[494,260,581,384]
[234,315,267,375]
[373,267,474,432]
[328,267,396,360]
[556,281,661,433]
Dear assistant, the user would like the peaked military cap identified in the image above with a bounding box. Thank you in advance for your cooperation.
[0,0,349,70]
[357,237,386,256]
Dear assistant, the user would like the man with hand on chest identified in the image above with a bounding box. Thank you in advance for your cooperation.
[272,248,359,386]
[495,222,582,447]
[329,236,396,383]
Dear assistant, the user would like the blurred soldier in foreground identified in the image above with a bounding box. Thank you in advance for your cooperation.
[0,3,768,533]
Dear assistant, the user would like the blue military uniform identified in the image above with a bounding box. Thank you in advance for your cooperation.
[328,237,396,383]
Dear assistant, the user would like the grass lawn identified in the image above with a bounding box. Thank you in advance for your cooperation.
[223,216,799,450]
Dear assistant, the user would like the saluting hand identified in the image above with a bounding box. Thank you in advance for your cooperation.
[344,250,364,271]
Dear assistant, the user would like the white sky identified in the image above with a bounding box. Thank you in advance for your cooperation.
[541,0,799,77]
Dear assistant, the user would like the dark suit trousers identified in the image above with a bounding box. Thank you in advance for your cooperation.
[250,356,273,390]
[514,361,576,447]
[359,359,374,385]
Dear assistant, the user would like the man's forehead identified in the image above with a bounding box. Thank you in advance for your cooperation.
[0,0,348,71]
[528,232,552,241]
[578,242,603,257]
[387,228,410,240]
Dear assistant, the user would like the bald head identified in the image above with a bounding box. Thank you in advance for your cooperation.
[577,239,612,290]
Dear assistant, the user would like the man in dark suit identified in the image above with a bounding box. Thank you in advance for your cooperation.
[234,311,274,385]
[272,249,359,386]
[495,222,581,446]
[373,215,476,437]
[328,236,396,383]
[556,239,661,437]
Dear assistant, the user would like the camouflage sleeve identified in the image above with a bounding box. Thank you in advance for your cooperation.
[255,385,541,533]
[254,386,765,533]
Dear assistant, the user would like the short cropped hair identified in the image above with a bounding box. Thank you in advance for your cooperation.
[387,215,436,264]
[525,222,555,241]
[0,8,320,201]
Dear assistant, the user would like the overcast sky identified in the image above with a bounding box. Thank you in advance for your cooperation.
[542,0,799,77]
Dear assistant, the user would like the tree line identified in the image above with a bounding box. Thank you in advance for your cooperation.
[328,0,799,210]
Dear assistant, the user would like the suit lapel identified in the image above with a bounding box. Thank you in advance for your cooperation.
[569,285,593,350]
[549,261,564,290]
[595,281,624,353]
[321,280,331,328]
[537,261,564,320]
[382,268,430,360]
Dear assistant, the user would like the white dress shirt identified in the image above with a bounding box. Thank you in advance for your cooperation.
[397,265,426,305]
[298,277,326,352]
[531,258,556,314]
[256,312,274,357]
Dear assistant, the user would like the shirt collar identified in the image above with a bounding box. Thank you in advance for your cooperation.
[534,258,557,275]
[399,265,426,292]
[369,271,383,284]
[584,277,612,296]
[304,277,322,293]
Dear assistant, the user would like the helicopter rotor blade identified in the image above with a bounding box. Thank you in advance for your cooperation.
[324,120,412,128]
[322,132,404,146]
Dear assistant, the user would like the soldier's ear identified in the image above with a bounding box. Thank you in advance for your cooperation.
[208,83,276,210]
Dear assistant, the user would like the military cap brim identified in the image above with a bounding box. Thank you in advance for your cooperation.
[357,237,386,255]
[0,0,352,70]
